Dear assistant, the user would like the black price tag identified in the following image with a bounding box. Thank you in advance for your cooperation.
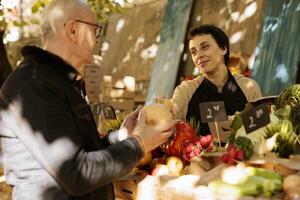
[241,103,270,134]
[91,103,116,120]
[102,104,117,120]
[199,101,227,123]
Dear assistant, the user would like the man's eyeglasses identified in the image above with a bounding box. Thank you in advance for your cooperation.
[73,19,102,39]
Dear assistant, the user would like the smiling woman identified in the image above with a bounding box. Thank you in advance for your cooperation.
[170,24,262,136]
[0,1,178,200]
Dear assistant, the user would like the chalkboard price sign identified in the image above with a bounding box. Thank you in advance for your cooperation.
[199,101,227,123]
[241,103,270,134]
[91,103,117,120]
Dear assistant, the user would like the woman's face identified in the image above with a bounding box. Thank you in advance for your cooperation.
[189,34,226,74]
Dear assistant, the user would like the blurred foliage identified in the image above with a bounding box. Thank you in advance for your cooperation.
[31,0,51,14]
[88,0,128,23]
[0,0,128,35]
[31,0,128,23]
[0,4,7,31]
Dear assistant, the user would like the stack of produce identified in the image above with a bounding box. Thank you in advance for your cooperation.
[274,84,300,136]
[150,120,214,176]
[161,120,214,163]
[221,136,254,165]
[227,84,300,160]
[209,165,283,198]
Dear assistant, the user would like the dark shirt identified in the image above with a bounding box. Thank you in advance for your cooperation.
[0,46,143,200]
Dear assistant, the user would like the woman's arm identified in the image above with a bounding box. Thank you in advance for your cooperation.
[170,77,203,119]
[236,76,262,101]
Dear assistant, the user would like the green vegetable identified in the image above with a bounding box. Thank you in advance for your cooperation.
[276,120,296,157]
[245,167,282,181]
[264,119,297,158]
[103,114,125,132]
[234,136,254,159]
[230,114,243,132]
[246,176,282,197]
[188,117,201,136]
[274,84,300,135]
[275,85,300,110]
[246,167,282,196]
[208,180,260,197]
[213,166,282,197]
[274,134,295,158]
[228,114,242,143]
[293,106,300,135]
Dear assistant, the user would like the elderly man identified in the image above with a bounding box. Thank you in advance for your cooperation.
[0,0,175,199]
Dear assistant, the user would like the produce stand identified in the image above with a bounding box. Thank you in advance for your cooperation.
[114,162,289,200]
[114,85,300,200]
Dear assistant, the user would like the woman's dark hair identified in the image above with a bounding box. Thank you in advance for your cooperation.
[188,24,230,66]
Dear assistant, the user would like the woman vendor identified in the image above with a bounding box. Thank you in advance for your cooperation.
[171,24,262,137]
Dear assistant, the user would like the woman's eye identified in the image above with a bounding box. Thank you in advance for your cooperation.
[201,45,209,50]
[191,51,196,55]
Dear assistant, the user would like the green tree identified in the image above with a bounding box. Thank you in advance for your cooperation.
[0,0,127,87]
[31,0,127,22]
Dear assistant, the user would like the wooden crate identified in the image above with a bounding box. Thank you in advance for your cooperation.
[247,154,300,176]
[114,179,137,200]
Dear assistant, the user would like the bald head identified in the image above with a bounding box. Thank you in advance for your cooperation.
[40,0,92,41]
[40,0,98,70]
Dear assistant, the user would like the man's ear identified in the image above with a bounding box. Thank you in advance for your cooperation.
[64,20,77,42]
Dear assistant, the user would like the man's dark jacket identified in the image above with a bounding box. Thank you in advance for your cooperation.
[0,46,143,200]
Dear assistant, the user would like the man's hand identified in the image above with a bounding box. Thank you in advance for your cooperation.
[121,106,141,134]
[115,106,141,141]
[132,109,177,153]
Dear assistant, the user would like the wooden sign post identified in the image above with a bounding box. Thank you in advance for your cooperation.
[199,101,228,150]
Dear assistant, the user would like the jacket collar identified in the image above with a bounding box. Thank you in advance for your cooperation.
[21,46,79,83]
[203,69,237,94]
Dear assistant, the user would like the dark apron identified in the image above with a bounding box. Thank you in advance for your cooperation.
[186,71,247,135]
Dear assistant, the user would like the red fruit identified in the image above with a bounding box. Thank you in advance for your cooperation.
[189,151,196,158]
[161,121,197,156]
[206,142,214,152]
[227,143,236,152]
[199,138,208,148]
[235,149,245,161]
[185,148,200,160]
[194,138,202,148]
[181,140,194,154]
[199,135,212,148]
[228,149,237,158]
[227,157,237,165]
[181,140,201,162]
[182,154,190,162]
[221,154,229,163]
[206,134,213,141]
[227,144,237,158]
[193,147,201,156]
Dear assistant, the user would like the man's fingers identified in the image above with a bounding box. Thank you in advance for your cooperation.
[121,107,141,129]
[137,108,146,124]
[127,106,142,120]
